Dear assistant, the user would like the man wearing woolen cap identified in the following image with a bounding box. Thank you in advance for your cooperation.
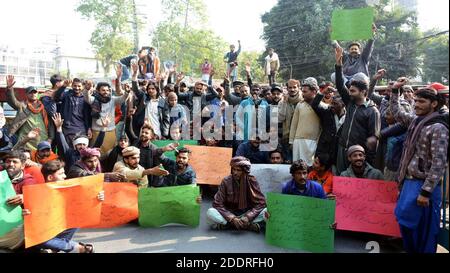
[289,77,323,166]
[339,145,384,180]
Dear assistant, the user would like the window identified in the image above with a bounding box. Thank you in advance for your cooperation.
[0,65,6,74]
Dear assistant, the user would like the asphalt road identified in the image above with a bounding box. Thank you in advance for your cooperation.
[73,196,405,253]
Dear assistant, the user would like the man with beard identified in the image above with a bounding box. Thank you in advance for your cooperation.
[84,79,129,154]
[113,146,169,188]
[207,156,266,232]
[270,84,283,106]
[175,80,219,116]
[334,47,381,175]
[391,78,449,253]
[331,24,377,83]
[52,112,104,173]
[54,78,92,148]
[101,134,130,172]
[235,138,269,164]
[281,159,327,198]
[0,151,37,251]
[125,123,179,185]
[278,79,303,162]
[235,85,270,141]
[153,147,196,187]
[5,75,50,150]
[66,147,125,182]
[289,77,322,166]
[310,88,346,167]
[340,145,383,180]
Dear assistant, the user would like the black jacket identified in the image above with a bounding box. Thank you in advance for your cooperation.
[335,65,381,162]
[310,93,341,163]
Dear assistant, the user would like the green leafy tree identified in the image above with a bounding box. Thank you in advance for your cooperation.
[420,30,449,84]
[239,51,266,83]
[76,0,136,76]
[153,0,228,79]
[261,0,422,82]
[161,0,208,28]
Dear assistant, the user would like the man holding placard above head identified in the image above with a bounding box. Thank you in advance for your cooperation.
[207,156,266,233]
[331,23,377,85]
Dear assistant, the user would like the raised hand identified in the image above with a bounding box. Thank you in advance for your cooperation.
[84,80,94,92]
[163,142,179,152]
[373,69,386,81]
[131,62,139,78]
[27,128,40,140]
[6,75,16,88]
[176,72,185,84]
[52,113,64,130]
[100,113,112,128]
[116,64,123,79]
[63,79,72,88]
[245,63,251,74]
[393,77,409,89]
[335,47,344,66]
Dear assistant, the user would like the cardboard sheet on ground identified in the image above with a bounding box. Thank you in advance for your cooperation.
[184,145,232,185]
[86,182,138,228]
[250,164,291,196]
[138,185,200,227]
[152,140,198,160]
[266,193,335,253]
[23,174,104,248]
[331,7,374,40]
[334,176,401,237]
[0,171,23,237]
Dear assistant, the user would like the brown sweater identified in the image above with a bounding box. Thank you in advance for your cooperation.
[212,175,266,222]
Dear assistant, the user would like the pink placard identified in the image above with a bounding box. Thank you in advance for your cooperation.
[334,176,401,237]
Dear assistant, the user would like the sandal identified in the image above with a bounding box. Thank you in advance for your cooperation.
[79,242,95,253]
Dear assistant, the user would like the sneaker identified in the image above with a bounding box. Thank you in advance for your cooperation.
[39,249,54,253]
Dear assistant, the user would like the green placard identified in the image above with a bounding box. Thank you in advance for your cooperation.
[265,192,335,253]
[331,7,374,41]
[0,171,23,236]
[152,140,198,160]
[138,185,200,227]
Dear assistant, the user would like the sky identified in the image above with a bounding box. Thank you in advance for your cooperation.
[0,0,448,56]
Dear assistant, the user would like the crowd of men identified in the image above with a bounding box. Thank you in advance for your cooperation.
[0,24,448,254]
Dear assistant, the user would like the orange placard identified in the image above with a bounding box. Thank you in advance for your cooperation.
[87,182,138,228]
[23,174,104,248]
[185,145,232,185]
